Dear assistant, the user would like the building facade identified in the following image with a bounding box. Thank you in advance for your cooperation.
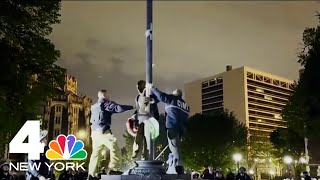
[42,75,92,145]
[185,66,294,159]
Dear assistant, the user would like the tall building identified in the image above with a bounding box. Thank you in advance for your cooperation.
[185,66,294,158]
[42,75,92,145]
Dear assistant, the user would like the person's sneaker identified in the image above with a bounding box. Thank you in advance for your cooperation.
[87,175,99,180]
[108,170,123,175]
[175,166,184,175]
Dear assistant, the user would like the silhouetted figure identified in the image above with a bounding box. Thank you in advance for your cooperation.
[215,168,225,180]
[226,168,235,180]
[202,166,214,180]
[302,171,311,180]
[58,169,74,180]
[235,167,251,180]
[0,163,14,180]
[75,168,87,180]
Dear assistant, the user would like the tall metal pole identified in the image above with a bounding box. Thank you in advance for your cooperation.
[145,0,154,160]
[146,0,152,86]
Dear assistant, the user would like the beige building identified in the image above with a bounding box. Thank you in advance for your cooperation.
[42,75,92,145]
[185,66,294,158]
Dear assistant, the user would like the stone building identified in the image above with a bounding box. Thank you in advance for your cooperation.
[42,75,92,145]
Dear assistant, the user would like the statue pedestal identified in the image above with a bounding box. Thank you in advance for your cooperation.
[100,160,191,179]
[128,160,165,176]
[101,174,191,180]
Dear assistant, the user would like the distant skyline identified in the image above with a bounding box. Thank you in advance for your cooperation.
[50,1,319,146]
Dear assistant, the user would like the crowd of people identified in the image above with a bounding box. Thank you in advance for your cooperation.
[192,166,252,180]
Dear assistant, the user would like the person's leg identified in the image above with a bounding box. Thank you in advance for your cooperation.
[88,131,103,177]
[144,123,151,160]
[167,128,181,166]
[103,131,122,171]
[132,122,145,160]
[167,129,184,174]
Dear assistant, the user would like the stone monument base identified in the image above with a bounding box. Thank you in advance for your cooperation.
[101,174,191,180]
[128,160,165,176]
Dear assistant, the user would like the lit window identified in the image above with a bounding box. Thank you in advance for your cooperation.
[256,88,264,93]
[274,114,282,119]
[264,95,272,100]
[257,119,262,122]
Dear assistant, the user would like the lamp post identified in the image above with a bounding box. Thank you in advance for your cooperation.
[77,130,86,139]
[284,156,293,178]
[233,153,243,172]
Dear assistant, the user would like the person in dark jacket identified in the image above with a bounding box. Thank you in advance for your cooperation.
[302,171,311,180]
[235,167,251,180]
[27,130,53,180]
[215,168,225,180]
[148,84,190,174]
[88,89,134,178]
[58,169,74,180]
[74,168,87,180]
[226,168,235,180]
[0,163,14,180]
[131,80,160,160]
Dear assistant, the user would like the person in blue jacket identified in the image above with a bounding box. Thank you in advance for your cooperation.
[147,84,190,174]
[88,89,134,178]
[27,130,53,180]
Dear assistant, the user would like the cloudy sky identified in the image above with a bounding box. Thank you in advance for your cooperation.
[50,1,319,147]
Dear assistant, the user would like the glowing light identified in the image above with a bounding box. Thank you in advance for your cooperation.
[269,170,275,175]
[77,130,86,139]
[233,153,242,162]
[299,157,307,164]
[284,156,293,164]
[249,169,254,175]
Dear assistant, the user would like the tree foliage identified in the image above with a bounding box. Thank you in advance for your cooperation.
[0,0,65,158]
[181,110,247,171]
[270,128,304,159]
[282,13,320,139]
[155,114,169,161]
[122,131,135,170]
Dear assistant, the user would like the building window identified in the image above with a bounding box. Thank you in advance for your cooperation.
[264,95,272,100]
[274,114,282,119]
[256,88,264,93]
[202,81,209,88]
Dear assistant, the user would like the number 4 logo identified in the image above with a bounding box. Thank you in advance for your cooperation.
[9,121,44,160]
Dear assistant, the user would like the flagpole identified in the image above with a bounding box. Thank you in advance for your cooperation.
[146,0,154,160]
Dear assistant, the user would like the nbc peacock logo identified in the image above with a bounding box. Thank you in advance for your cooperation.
[46,134,87,160]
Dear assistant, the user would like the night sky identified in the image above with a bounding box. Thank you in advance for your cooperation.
[49,1,319,147]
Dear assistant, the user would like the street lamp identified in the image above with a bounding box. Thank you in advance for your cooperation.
[269,169,275,180]
[77,130,86,139]
[299,157,307,164]
[284,156,293,165]
[283,156,293,178]
[77,130,86,138]
[249,169,254,175]
[233,153,242,172]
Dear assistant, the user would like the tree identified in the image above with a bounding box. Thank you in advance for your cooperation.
[181,110,247,171]
[155,114,169,161]
[282,13,320,139]
[0,0,65,159]
[270,128,304,159]
[280,13,320,167]
[122,131,135,170]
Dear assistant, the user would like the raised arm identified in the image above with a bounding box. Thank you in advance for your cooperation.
[150,87,173,104]
[104,101,134,113]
